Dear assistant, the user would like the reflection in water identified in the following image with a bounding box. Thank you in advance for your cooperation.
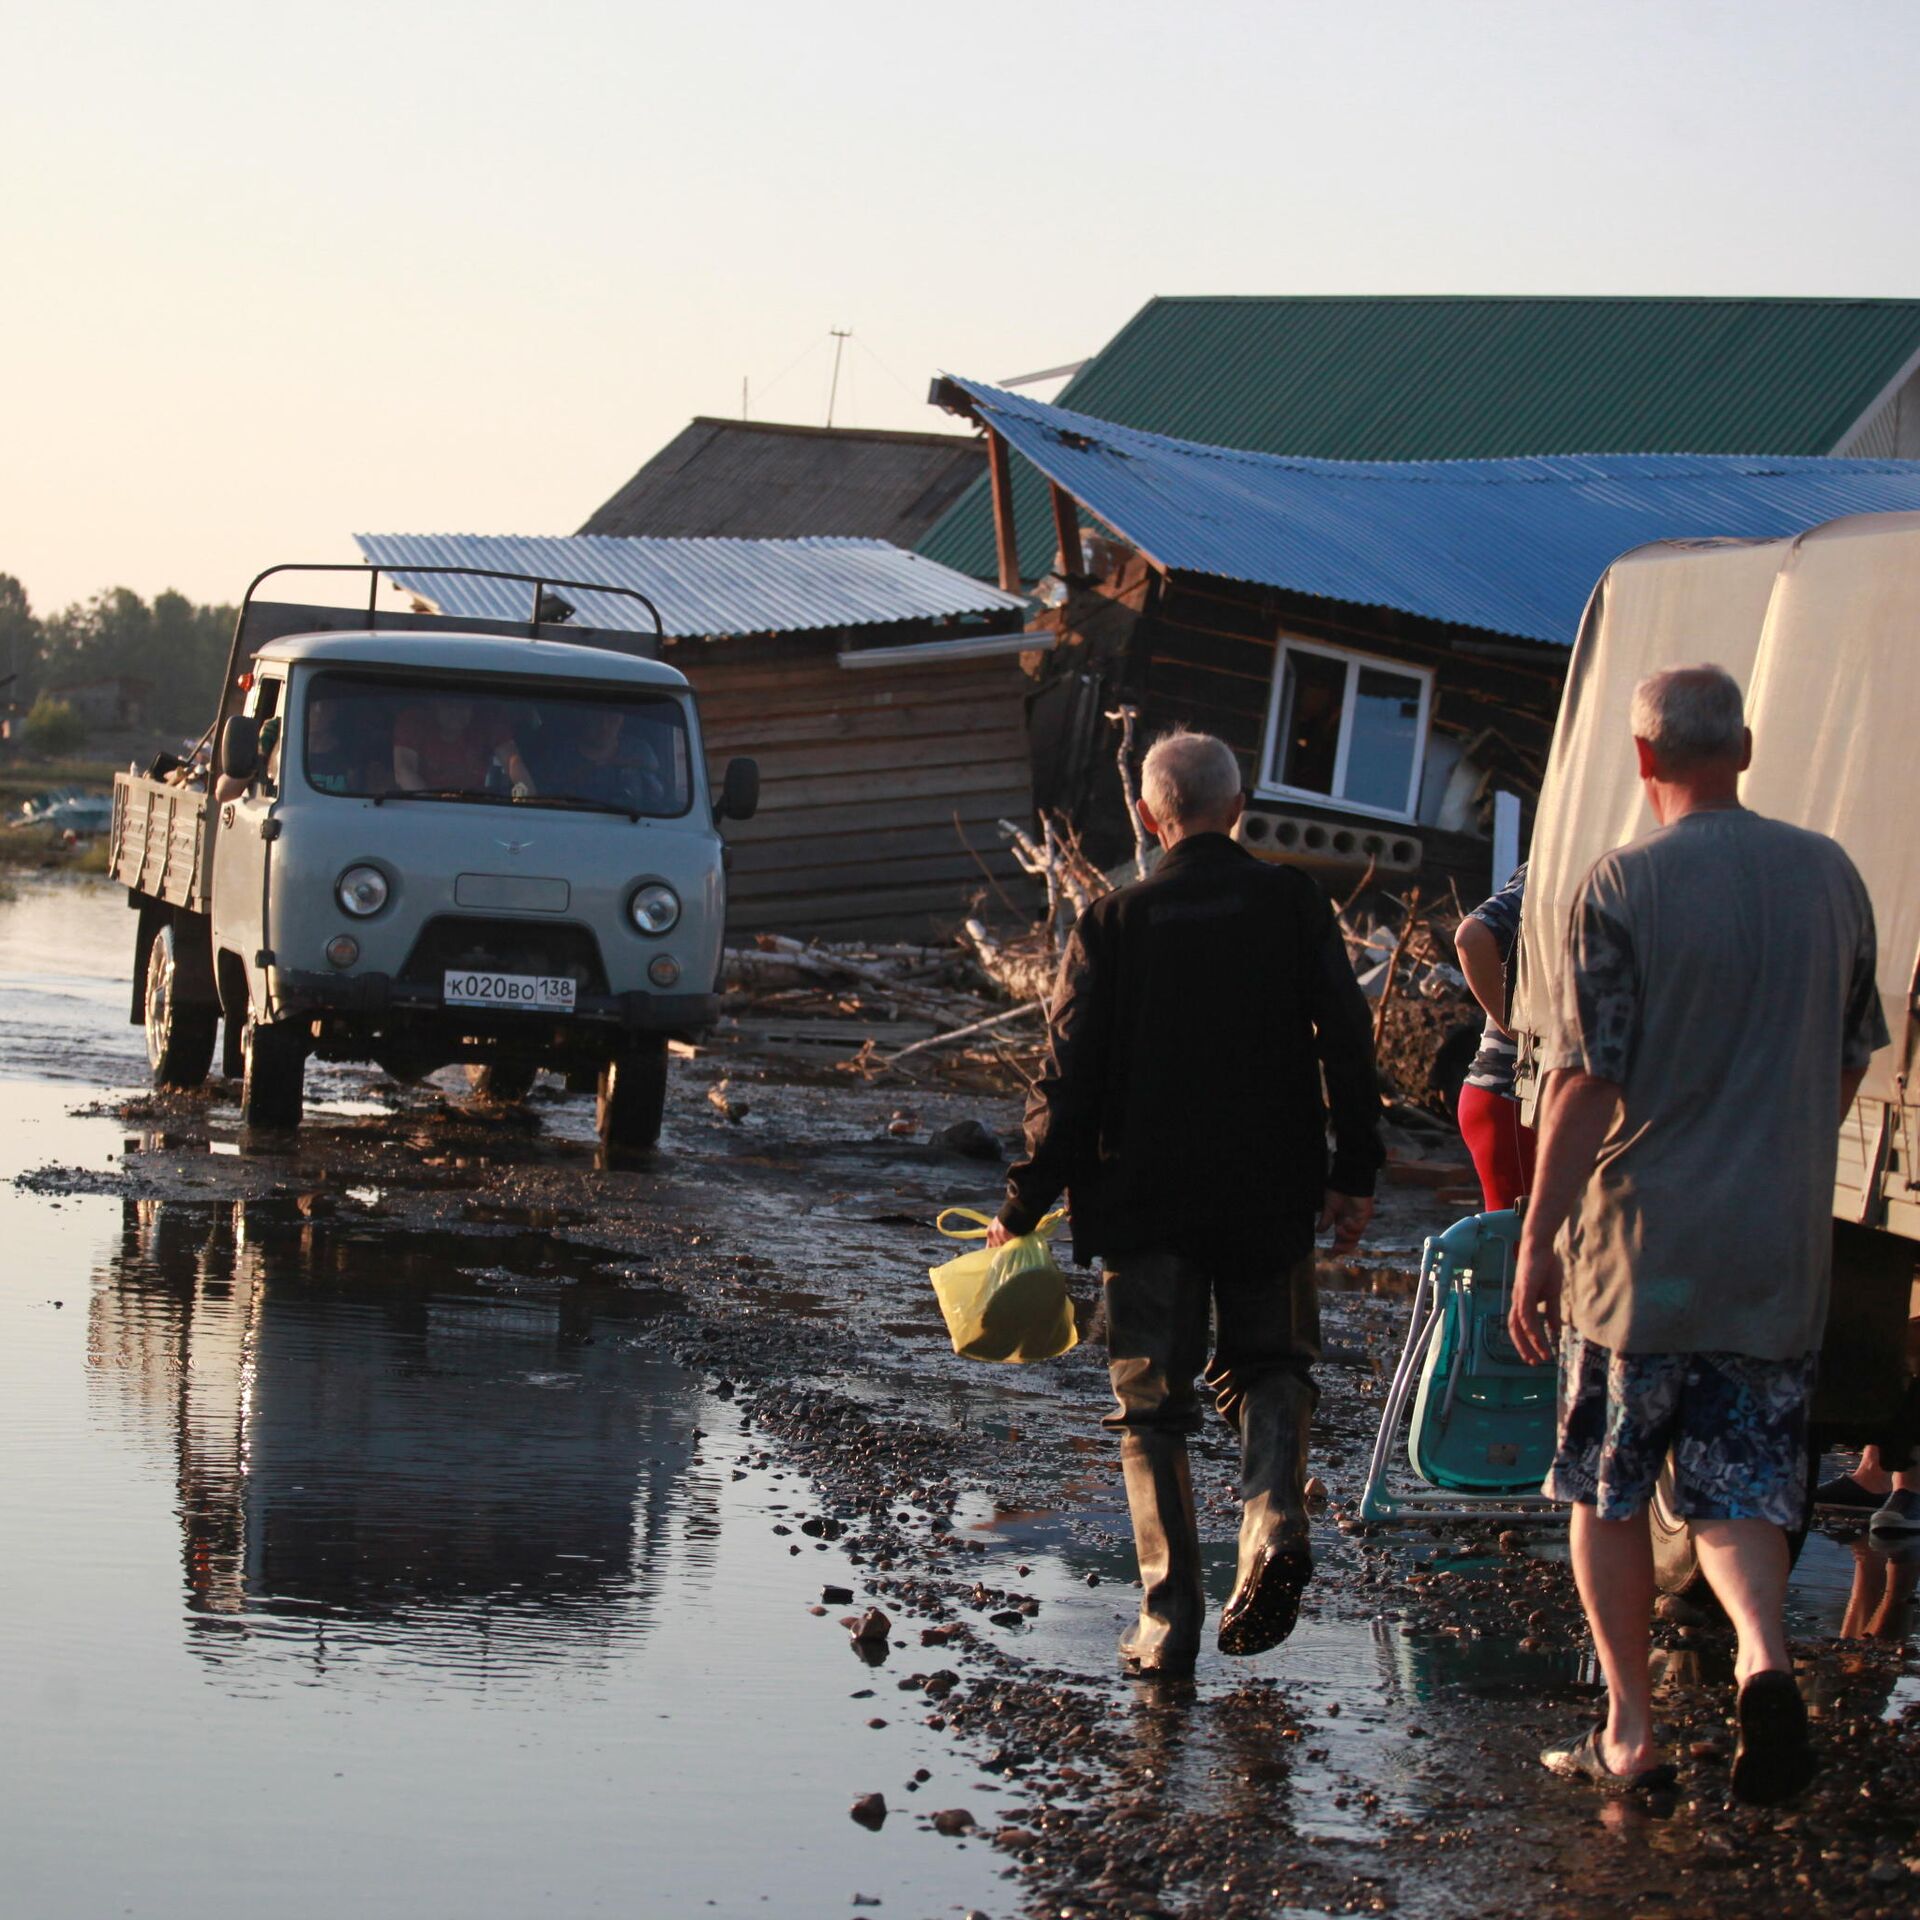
[1838,1533,1920,1642]
[87,1197,707,1678]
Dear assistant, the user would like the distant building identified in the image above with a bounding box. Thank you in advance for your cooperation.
[582,417,986,549]
[922,295,1920,583]
[354,531,1039,940]
[45,674,153,729]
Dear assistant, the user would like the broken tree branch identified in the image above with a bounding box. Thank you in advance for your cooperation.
[878,1001,1046,1065]
[1105,703,1150,881]
[1371,885,1421,1049]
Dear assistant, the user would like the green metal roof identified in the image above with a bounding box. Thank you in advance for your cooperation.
[918,295,1920,581]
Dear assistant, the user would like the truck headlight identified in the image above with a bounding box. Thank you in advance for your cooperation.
[629,882,680,935]
[337,865,389,916]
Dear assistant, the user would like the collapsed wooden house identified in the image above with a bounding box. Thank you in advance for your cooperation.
[928,375,1920,898]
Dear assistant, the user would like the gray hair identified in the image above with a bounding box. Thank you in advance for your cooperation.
[1141,729,1242,827]
[1630,664,1746,766]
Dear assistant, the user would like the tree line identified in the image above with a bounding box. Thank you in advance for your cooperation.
[1,574,236,743]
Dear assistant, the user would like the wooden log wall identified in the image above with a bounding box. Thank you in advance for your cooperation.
[1037,565,1568,890]
[684,634,1039,941]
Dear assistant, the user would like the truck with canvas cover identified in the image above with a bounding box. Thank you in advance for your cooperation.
[109,564,761,1153]
[1510,513,1920,1594]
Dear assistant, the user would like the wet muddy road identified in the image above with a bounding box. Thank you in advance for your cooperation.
[4,874,1919,1920]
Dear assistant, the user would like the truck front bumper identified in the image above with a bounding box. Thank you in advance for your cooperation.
[276,969,720,1036]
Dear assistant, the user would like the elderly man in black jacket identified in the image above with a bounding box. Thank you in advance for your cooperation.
[989,730,1384,1674]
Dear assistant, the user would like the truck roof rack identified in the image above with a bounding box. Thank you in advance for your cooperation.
[216,562,668,739]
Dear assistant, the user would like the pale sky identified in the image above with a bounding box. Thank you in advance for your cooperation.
[6,0,1918,613]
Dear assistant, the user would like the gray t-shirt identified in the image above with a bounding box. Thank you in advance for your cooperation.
[1544,808,1887,1359]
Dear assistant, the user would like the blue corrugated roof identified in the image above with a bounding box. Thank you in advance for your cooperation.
[942,376,1920,645]
[352,531,1026,639]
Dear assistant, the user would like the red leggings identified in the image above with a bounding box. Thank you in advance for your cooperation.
[1457,1083,1537,1212]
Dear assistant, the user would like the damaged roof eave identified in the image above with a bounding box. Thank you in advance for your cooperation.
[928,374,1179,594]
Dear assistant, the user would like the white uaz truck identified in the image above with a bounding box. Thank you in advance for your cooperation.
[110,563,759,1153]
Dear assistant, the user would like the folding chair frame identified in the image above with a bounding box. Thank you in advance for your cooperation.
[1356,1218,1568,1528]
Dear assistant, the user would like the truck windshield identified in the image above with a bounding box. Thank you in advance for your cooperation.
[301,671,694,817]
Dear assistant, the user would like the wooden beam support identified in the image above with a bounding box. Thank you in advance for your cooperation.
[1049,482,1083,581]
[985,427,1021,595]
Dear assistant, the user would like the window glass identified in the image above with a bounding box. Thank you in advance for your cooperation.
[1271,647,1346,796]
[1343,666,1424,813]
[302,672,693,817]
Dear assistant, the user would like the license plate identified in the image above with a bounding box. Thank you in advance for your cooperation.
[442,969,576,1013]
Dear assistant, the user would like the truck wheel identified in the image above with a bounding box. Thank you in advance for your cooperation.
[1651,1438,1819,1603]
[597,1038,669,1155]
[241,1017,307,1130]
[144,923,218,1091]
[468,1061,538,1104]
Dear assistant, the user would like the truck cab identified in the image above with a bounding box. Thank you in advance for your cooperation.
[112,565,758,1153]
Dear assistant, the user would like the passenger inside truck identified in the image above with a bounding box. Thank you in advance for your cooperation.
[392,695,531,795]
[303,672,693,816]
[527,704,675,812]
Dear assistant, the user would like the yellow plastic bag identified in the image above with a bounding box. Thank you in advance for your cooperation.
[928,1207,1079,1364]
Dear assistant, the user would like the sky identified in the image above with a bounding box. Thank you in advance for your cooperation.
[5,0,1920,613]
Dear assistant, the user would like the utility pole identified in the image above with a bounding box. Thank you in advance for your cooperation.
[742,375,749,421]
[826,328,852,428]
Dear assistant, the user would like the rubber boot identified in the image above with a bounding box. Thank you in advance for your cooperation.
[1117,1430,1204,1676]
[1217,1372,1315,1656]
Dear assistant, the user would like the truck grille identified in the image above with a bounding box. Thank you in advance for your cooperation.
[397,917,610,995]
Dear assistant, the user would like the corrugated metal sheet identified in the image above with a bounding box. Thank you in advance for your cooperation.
[581,418,986,546]
[920,296,1920,581]
[944,375,1920,647]
[351,532,1026,639]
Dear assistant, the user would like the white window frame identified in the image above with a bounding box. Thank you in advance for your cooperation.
[1255,635,1433,824]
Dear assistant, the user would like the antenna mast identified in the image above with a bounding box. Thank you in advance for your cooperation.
[826,328,852,427]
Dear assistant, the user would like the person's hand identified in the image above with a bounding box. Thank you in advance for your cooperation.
[1508,1236,1563,1366]
[1317,1191,1373,1254]
[985,1217,1013,1249]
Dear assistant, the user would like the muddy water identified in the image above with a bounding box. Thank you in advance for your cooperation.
[8,873,1920,1920]
[0,881,1004,1919]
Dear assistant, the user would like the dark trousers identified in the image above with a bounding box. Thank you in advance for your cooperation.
[1102,1249,1321,1435]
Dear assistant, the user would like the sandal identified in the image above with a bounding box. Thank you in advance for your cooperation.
[1541,1725,1678,1794]
[1731,1671,1816,1805]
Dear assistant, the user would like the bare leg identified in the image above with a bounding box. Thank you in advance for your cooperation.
[1569,1503,1660,1775]
[1693,1517,1792,1684]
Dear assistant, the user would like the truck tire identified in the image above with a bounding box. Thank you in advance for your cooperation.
[241,1016,307,1130]
[468,1061,538,1104]
[144,923,218,1091]
[1650,1438,1819,1604]
[597,1038,669,1155]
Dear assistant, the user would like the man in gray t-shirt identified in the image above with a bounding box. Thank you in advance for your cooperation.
[1510,665,1886,1807]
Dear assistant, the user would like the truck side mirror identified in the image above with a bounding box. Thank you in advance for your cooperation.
[221,715,261,783]
[716,757,760,824]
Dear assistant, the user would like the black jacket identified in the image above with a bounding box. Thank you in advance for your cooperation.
[999,834,1385,1268]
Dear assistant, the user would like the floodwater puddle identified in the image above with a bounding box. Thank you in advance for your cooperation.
[0,1083,1005,1919]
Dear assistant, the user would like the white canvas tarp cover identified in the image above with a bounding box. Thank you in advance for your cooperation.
[1515,513,1919,1130]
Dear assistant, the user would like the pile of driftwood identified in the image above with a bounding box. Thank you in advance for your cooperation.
[722,933,1050,1086]
[1337,880,1479,1108]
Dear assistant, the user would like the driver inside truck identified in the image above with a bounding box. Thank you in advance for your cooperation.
[301,698,360,794]
[392,695,534,797]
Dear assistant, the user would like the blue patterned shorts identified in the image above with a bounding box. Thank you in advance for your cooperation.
[1544,1331,1817,1524]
